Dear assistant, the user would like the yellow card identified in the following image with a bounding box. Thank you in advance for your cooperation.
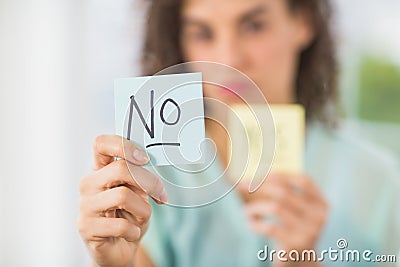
[227,104,305,183]
[269,104,305,174]
[227,104,274,184]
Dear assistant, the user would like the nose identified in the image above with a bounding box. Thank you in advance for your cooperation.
[212,33,245,71]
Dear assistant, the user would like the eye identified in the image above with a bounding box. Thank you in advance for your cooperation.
[182,27,212,42]
[242,20,266,33]
[192,30,212,41]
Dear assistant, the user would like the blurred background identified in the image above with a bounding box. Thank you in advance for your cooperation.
[0,0,399,266]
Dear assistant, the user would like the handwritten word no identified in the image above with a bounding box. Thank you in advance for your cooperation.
[126,90,181,148]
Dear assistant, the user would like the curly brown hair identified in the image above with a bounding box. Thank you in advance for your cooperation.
[141,0,339,125]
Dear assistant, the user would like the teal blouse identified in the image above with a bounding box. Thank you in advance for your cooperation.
[141,121,400,267]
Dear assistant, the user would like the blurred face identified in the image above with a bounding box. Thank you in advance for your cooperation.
[180,0,314,105]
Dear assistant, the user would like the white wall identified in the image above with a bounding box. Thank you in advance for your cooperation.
[0,0,145,266]
[0,0,75,266]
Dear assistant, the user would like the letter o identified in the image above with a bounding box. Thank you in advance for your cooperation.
[160,98,181,125]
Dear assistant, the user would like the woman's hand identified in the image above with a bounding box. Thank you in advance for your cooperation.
[77,135,167,267]
[238,173,328,267]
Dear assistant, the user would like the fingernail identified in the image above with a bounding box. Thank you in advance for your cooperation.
[152,197,163,205]
[133,149,149,163]
[159,188,168,203]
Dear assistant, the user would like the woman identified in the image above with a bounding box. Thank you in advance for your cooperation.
[78,0,400,266]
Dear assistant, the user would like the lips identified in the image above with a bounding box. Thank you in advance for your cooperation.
[218,80,251,98]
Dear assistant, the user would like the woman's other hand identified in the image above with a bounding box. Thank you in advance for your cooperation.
[238,173,328,267]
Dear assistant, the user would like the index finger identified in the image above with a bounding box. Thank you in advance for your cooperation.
[92,134,149,170]
[268,173,324,201]
[81,159,168,203]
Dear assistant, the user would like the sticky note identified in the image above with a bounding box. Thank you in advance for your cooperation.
[227,104,275,183]
[114,72,205,166]
[269,104,305,174]
[227,104,304,182]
